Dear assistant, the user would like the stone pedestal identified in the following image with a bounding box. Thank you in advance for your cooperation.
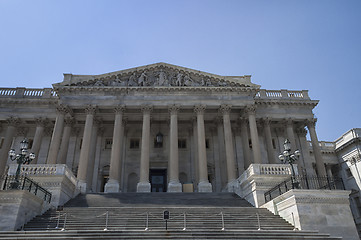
[237,164,296,207]
[262,189,359,240]
[104,180,121,193]
[0,190,48,231]
[198,181,212,192]
[8,164,78,207]
[137,181,151,192]
[168,181,182,192]
[226,179,240,193]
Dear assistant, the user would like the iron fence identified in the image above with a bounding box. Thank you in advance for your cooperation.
[264,175,345,203]
[1,175,52,203]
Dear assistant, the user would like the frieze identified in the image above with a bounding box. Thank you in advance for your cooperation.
[62,66,253,89]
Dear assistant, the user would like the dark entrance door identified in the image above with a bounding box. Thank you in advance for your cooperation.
[150,169,167,192]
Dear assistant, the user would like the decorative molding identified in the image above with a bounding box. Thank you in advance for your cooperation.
[6,117,20,127]
[244,105,256,115]
[141,105,153,114]
[219,104,232,115]
[194,105,206,115]
[114,105,125,114]
[168,105,180,115]
[84,105,97,115]
[306,118,317,128]
[35,117,49,127]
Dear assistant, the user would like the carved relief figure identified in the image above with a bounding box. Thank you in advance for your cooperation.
[176,73,183,86]
[138,72,148,86]
[157,70,168,86]
[184,75,193,86]
[128,73,137,86]
[94,80,104,86]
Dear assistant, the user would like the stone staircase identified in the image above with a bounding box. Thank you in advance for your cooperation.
[0,193,341,239]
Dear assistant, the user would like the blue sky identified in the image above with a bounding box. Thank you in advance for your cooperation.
[0,0,360,141]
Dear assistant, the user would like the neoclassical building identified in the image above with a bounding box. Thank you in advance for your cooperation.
[0,63,330,194]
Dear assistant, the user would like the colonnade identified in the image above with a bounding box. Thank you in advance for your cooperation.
[0,104,328,193]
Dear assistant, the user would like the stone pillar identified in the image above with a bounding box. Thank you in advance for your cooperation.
[86,119,101,192]
[220,105,237,191]
[326,165,333,178]
[0,118,19,175]
[194,105,212,192]
[30,118,48,164]
[105,106,125,192]
[168,105,182,192]
[215,117,227,189]
[57,117,73,164]
[137,105,153,192]
[47,105,69,164]
[246,106,262,164]
[307,119,327,176]
[286,118,297,151]
[263,118,276,164]
[239,118,252,169]
[295,127,311,174]
[191,118,199,186]
[77,105,96,193]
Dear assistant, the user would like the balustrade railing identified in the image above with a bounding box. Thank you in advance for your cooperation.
[1,175,52,203]
[0,87,57,98]
[264,175,345,203]
[256,89,309,100]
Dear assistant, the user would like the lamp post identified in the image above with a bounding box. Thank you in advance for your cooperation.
[8,138,36,189]
[278,139,301,189]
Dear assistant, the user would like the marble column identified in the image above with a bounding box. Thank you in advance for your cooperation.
[220,105,237,191]
[307,119,327,176]
[215,117,227,189]
[0,117,19,175]
[286,118,297,152]
[263,118,276,164]
[191,117,199,186]
[30,118,48,164]
[246,106,262,164]
[239,118,252,169]
[86,119,101,192]
[137,105,153,192]
[77,105,96,193]
[105,106,125,192]
[47,105,68,164]
[57,117,73,164]
[194,105,212,192]
[168,105,182,192]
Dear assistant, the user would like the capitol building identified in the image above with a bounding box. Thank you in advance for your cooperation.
[0,63,360,239]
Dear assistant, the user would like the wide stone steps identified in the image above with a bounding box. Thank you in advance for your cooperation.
[7,193,341,239]
[0,230,342,240]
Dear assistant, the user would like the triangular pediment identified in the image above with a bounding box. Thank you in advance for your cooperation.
[53,62,260,89]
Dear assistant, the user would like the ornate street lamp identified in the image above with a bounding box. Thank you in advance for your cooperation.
[278,139,301,189]
[8,138,36,189]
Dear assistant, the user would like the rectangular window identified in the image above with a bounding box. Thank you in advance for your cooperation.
[272,138,276,149]
[105,139,113,149]
[346,168,353,178]
[249,139,252,149]
[130,139,140,149]
[28,139,33,149]
[205,139,210,149]
[79,139,83,149]
[0,138,4,149]
[178,139,186,149]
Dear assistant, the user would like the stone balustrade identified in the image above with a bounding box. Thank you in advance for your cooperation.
[8,164,77,186]
[240,164,294,182]
[0,87,57,98]
[256,89,310,99]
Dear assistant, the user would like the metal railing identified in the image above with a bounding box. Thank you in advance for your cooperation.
[264,175,345,202]
[1,175,52,203]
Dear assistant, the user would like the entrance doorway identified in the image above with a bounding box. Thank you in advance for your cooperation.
[150,169,167,192]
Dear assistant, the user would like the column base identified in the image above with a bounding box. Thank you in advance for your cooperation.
[137,181,151,192]
[167,181,182,192]
[104,180,121,193]
[77,180,87,194]
[226,179,239,193]
[197,181,212,192]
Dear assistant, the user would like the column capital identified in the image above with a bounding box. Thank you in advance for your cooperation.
[85,105,97,115]
[168,105,180,115]
[35,117,49,127]
[194,105,206,115]
[262,117,272,125]
[6,117,20,126]
[296,127,308,137]
[56,104,72,115]
[219,104,232,115]
[64,117,74,126]
[244,105,256,115]
[114,105,125,114]
[141,105,153,114]
[285,118,294,125]
[306,118,317,128]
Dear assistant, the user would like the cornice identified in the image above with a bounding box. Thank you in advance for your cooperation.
[255,99,319,107]
[0,98,58,105]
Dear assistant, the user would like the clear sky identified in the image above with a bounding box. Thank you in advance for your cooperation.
[0,0,360,142]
